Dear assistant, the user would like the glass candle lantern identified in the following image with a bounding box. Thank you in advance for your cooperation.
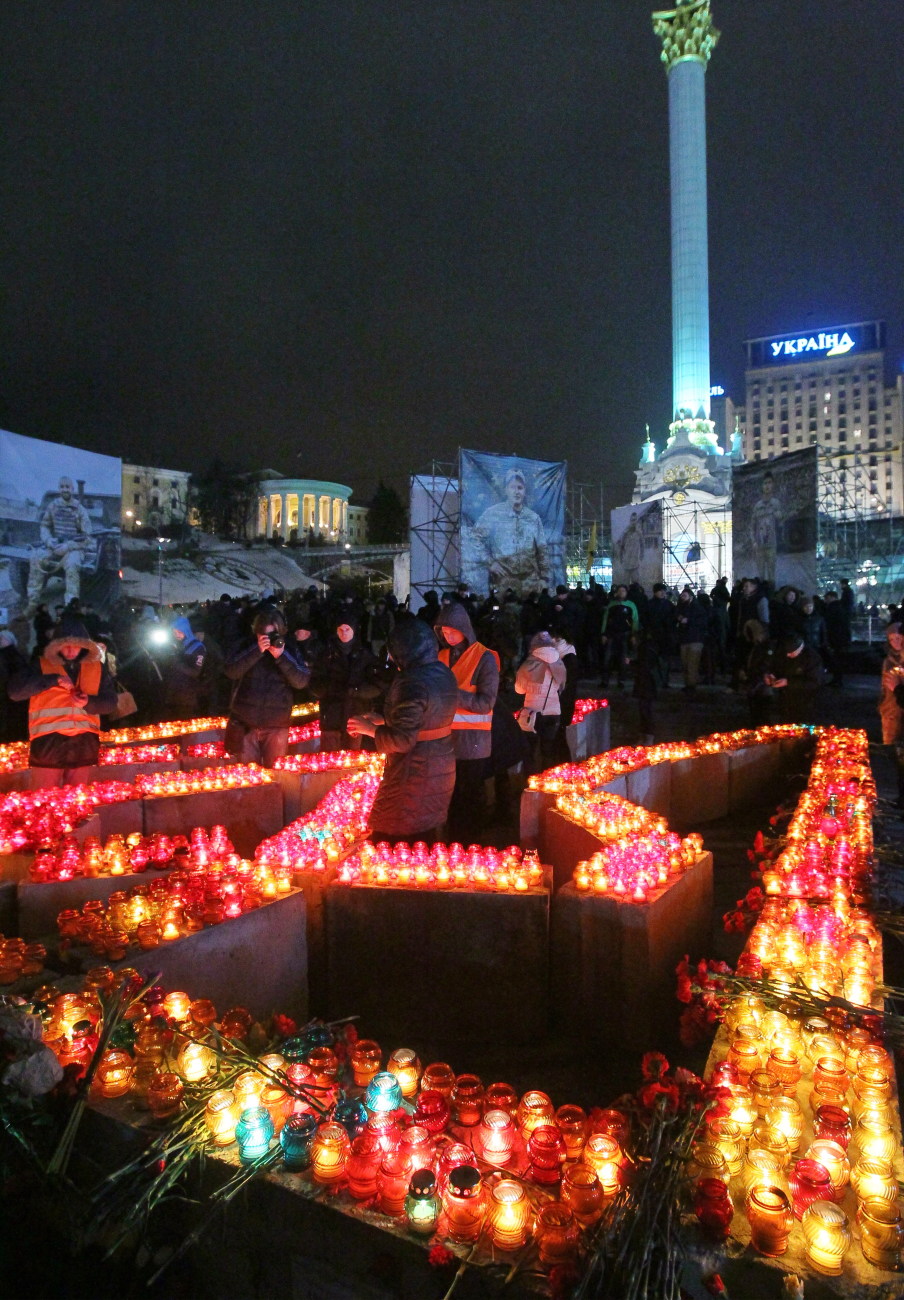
[176,1039,216,1084]
[694,1178,734,1239]
[590,1107,630,1146]
[377,1152,410,1216]
[477,1109,517,1167]
[162,990,192,1024]
[804,1140,849,1194]
[857,1198,904,1270]
[233,1070,266,1112]
[189,998,217,1029]
[852,1158,898,1205]
[527,1124,566,1186]
[764,1098,804,1153]
[310,1122,350,1186]
[707,1118,745,1177]
[742,1148,788,1198]
[347,1132,383,1200]
[686,1143,730,1187]
[146,1071,184,1119]
[397,1125,434,1174]
[280,1112,317,1169]
[583,1134,623,1198]
[488,1179,532,1251]
[748,1070,781,1118]
[812,1056,848,1097]
[451,1074,484,1126]
[801,1200,851,1275]
[307,1045,338,1086]
[790,1159,833,1219]
[405,1169,440,1236]
[333,1096,367,1140]
[235,1106,274,1163]
[260,1083,291,1134]
[387,1048,421,1098]
[555,1104,588,1161]
[96,1049,135,1098]
[535,1203,580,1267]
[420,1061,455,1098]
[726,1036,762,1081]
[365,1072,403,1116]
[436,1142,472,1192]
[856,1116,898,1165]
[443,1166,485,1244]
[484,1082,518,1116]
[414,1088,450,1135]
[562,1164,604,1227]
[765,1048,802,1095]
[205,1089,239,1146]
[516,1089,554,1139]
[727,1087,757,1139]
[746,1186,794,1256]
[350,1039,382,1087]
[364,1112,401,1155]
[813,1104,852,1151]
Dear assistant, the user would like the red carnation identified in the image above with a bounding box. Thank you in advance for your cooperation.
[428,1244,455,1269]
[676,973,693,1003]
[272,1013,297,1039]
[641,1050,669,1081]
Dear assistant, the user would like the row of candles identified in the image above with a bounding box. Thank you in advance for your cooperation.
[133,764,274,797]
[527,725,812,795]
[0,781,136,854]
[31,825,235,883]
[335,842,544,893]
[37,974,633,1264]
[693,728,904,1273]
[104,705,316,747]
[0,934,46,983]
[254,772,379,867]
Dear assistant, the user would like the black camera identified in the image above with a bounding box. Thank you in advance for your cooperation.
[268,633,285,649]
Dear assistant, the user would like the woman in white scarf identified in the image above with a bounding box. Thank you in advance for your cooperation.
[515,631,566,772]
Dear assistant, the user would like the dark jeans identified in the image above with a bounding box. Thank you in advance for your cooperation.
[446,757,488,843]
[238,725,290,768]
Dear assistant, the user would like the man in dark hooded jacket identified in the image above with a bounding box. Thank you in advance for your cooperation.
[164,616,207,718]
[222,607,310,766]
[435,601,500,840]
[348,617,458,842]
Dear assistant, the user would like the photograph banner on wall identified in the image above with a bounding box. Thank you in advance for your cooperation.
[731,447,817,593]
[0,428,121,624]
[459,450,566,596]
[611,501,663,591]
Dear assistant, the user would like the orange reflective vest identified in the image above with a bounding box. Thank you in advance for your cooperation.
[439,641,499,731]
[29,657,103,742]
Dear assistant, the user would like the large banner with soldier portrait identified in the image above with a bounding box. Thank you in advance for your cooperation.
[611,501,664,591]
[731,448,817,593]
[459,450,566,597]
[0,429,121,626]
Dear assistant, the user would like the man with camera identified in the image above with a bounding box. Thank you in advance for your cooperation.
[222,607,310,766]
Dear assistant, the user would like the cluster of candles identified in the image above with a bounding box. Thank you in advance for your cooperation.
[57,980,631,1265]
[287,721,321,744]
[255,772,380,868]
[0,741,30,773]
[693,994,903,1274]
[274,751,383,775]
[133,764,274,797]
[0,934,46,984]
[30,825,233,883]
[183,741,226,760]
[55,850,300,954]
[0,781,135,853]
[572,832,703,901]
[527,726,811,795]
[568,698,609,725]
[336,842,543,893]
[106,718,229,744]
[98,743,181,766]
[692,727,904,1274]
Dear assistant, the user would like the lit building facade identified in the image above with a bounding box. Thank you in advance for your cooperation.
[255,477,352,542]
[346,504,369,545]
[122,462,192,530]
[736,321,904,520]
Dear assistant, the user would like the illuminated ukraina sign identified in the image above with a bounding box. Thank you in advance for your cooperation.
[771,331,854,358]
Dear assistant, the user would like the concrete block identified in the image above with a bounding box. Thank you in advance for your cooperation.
[0,881,16,935]
[669,752,730,827]
[0,851,33,885]
[519,788,557,853]
[94,800,144,841]
[324,883,549,1044]
[566,705,611,761]
[727,742,782,812]
[178,728,224,753]
[598,775,628,799]
[179,755,229,771]
[626,761,672,818]
[66,890,310,1022]
[272,768,348,825]
[86,761,180,784]
[551,852,713,1051]
[17,869,175,941]
[0,769,31,794]
[142,782,284,858]
[293,873,332,1017]
[542,808,607,893]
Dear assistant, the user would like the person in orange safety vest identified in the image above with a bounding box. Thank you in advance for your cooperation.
[435,600,500,840]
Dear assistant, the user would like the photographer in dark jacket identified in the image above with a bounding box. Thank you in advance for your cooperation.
[223,607,310,766]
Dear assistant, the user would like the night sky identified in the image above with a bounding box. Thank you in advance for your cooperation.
[1,2,901,508]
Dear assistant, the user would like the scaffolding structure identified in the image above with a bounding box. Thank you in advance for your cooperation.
[660,496,732,591]
[565,481,609,585]
[816,448,904,603]
[408,461,460,606]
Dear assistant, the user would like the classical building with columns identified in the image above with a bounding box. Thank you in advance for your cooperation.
[254,475,352,542]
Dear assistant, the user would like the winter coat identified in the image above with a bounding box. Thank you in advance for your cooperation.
[223,639,310,730]
[675,596,709,645]
[772,644,824,723]
[436,602,500,761]
[8,615,118,768]
[165,618,208,717]
[368,618,459,837]
[553,637,579,727]
[309,634,383,733]
[515,644,566,717]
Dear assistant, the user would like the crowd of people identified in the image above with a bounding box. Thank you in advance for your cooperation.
[0,571,885,836]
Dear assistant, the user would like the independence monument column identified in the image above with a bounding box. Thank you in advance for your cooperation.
[652,1,719,437]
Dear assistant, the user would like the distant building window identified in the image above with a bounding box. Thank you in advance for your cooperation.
[133,475,140,483]
[133,493,140,505]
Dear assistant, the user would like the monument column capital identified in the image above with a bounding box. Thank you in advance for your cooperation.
[652,0,719,71]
